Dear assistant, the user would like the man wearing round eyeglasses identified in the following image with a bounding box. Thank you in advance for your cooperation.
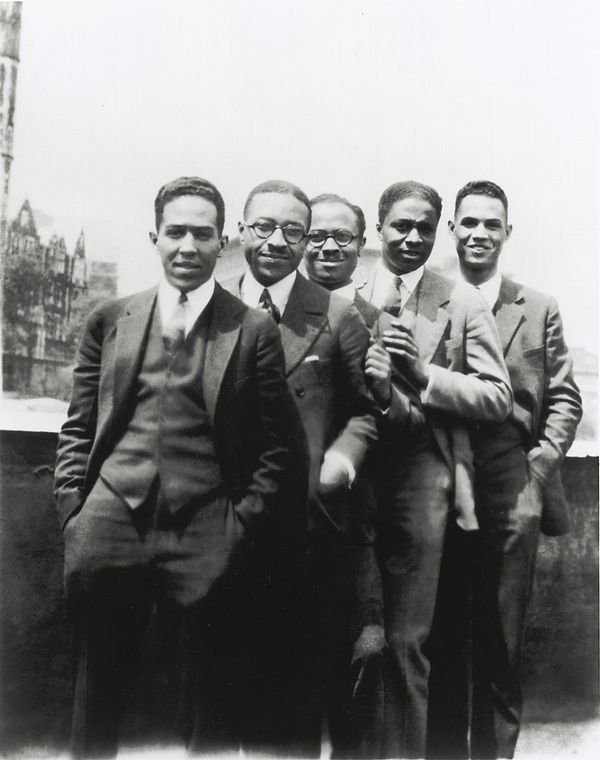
[237,180,380,757]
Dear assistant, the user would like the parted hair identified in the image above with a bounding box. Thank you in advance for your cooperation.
[154,176,226,233]
[378,181,443,224]
[309,193,366,238]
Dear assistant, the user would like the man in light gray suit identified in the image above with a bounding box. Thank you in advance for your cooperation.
[426,180,582,759]
[357,180,512,759]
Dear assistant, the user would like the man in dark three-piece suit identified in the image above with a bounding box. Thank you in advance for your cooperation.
[426,181,582,759]
[357,181,513,759]
[235,180,381,757]
[54,177,307,758]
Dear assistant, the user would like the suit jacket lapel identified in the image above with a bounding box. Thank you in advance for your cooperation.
[112,289,157,413]
[412,269,451,364]
[203,284,244,422]
[279,276,327,376]
[495,277,525,355]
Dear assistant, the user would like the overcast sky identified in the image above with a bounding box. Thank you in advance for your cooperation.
[9,0,599,350]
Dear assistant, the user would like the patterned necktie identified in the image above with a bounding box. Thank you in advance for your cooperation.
[382,275,404,317]
[259,288,281,323]
[163,290,188,352]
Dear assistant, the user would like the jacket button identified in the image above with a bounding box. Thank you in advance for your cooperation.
[295,387,305,398]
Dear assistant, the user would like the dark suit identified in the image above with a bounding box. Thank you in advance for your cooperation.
[359,267,512,758]
[54,283,306,756]
[427,277,582,759]
[237,272,379,756]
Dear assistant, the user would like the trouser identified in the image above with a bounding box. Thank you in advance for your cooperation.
[377,443,452,759]
[426,445,542,759]
[63,476,251,758]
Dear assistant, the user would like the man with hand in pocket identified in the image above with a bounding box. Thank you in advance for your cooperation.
[426,180,582,760]
[54,176,307,758]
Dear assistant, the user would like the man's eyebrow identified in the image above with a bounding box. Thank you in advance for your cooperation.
[165,223,214,231]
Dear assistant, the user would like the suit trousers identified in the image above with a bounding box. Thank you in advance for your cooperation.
[377,440,452,759]
[63,476,251,758]
[426,445,542,759]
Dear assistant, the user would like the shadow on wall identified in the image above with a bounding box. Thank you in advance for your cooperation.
[0,431,598,754]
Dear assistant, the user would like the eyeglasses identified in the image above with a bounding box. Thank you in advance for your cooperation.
[246,220,306,245]
[307,229,358,248]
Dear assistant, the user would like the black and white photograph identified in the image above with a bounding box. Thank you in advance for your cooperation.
[0,1,597,758]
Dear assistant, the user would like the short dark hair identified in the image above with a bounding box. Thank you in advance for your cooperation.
[309,193,366,238]
[154,176,225,233]
[243,180,311,224]
[454,180,508,217]
[378,181,443,224]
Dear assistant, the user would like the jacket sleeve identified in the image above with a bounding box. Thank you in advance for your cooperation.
[527,299,583,484]
[54,307,104,529]
[235,316,308,532]
[423,289,512,423]
[326,304,378,474]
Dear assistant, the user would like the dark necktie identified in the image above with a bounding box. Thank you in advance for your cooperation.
[259,288,281,323]
[163,291,188,352]
[382,275,404,317]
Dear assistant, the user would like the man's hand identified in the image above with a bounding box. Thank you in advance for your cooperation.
[382,322,429,389]
[365,339,392,408]
[351,624,386,699]
[318,455,351,496]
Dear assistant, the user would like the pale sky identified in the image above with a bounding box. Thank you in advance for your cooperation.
[9,0,599,350]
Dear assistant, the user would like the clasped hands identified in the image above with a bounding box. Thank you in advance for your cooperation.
[365,321,429,407]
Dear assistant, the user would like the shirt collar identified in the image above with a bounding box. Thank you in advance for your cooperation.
[158,275,215,335]
[241,268,298,315]
[371,260,425,308]
[459,269,502,310]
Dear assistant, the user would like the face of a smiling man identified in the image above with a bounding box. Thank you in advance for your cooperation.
[450,194,512,281]
[239,192,309,287]
[150,194,225,292]
[304,201,365,291]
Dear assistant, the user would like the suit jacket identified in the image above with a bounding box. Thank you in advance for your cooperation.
[54,283,307,534]
[489,277,582,534]
[358,266,512,515]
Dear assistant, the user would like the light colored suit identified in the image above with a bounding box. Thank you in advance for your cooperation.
[358,265,512,759]
[427,276,582,759]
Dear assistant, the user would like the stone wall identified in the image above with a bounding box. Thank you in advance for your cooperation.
[0,430,597,753]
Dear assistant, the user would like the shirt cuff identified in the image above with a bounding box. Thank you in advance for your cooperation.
[323,450,356,487]
[419,364,438,405]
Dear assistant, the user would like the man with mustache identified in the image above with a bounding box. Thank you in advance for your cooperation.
[304,192,426,757]
[426,180,582,759]
[54,176,306,757]
[357,180,512,758]
[237,180,383,756]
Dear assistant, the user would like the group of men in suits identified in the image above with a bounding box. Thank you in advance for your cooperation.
[55,175,582,759]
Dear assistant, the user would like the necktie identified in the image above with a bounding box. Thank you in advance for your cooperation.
[259,288,281,323]
[163,291,188,352]
[382,275,404,317]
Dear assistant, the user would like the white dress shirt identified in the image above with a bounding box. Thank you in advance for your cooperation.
[158,276,215,336]
[370,260,425,310]
[458,270,502,311]
[240,269,297,316]
[332,282,357,302]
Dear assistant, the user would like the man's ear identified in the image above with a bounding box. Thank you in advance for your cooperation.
[219,234,229,254]
[149,231,157,246]
[505,223,513,240]
[237,221,245,243]
[448,220,456,238]
[375,223,382,241]
[358,236,367,254]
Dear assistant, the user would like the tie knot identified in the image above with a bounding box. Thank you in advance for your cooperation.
[394,275,403,290]
[259,288,281,323]
[178,291,188,304]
